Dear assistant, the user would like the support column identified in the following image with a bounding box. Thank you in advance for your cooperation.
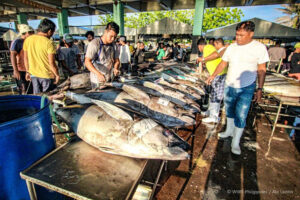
[113,0,124,35]
[17,13,28,25]
[57,8,69,37]
[190,0,205,61]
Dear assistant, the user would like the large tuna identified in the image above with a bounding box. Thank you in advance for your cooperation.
[55,100,190,160]
[66,90,195,128]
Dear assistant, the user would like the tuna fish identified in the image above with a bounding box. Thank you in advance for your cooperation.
[55,101,190,160]
[66,90,196,128]
[49,73,91,94]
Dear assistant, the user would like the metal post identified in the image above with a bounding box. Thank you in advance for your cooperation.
[57,8,70,37]
[17,13,28,25]
[190,0,205,61]
[26,180,37,200]
[113,0,124,35]
[265,101,282,157]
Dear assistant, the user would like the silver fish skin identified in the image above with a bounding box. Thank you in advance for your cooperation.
[55,103,190,160]
[65,91,195,128]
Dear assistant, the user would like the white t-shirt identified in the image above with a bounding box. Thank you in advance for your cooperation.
[119,44,131,64]
[222,40,269,88]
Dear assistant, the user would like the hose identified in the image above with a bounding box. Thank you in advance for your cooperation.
[41,95,71,140]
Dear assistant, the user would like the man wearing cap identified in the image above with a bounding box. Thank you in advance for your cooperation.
[85,22,120,88]
[58,34,82,76]
[23,18,60,94]
[10,24,34,94]
[288,43,300,80]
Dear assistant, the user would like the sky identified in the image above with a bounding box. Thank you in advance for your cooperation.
[0,4,288,30]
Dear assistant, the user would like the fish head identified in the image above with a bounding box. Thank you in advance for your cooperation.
[127,119,190,160]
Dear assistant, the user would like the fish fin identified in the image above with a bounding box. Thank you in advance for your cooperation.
[91,99,133,121]
[98,146,116,153]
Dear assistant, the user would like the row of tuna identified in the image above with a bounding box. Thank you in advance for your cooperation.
[54,63,207,160]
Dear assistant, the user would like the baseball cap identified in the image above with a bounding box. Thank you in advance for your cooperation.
[18,24,34,34]
[294,42,300,49]
[63,33,74,43]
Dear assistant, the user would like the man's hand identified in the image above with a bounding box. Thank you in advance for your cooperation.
[253,90,263,103]
[196,57,202,64]
[25,72,31,81]
[13,70,21,80]
[54,75,60,84]
[97,73,106,83]
[113,68,120,76]
[206,75,215,85]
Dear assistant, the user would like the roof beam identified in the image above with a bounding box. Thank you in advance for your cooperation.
[245,0,255,6]
[158,0,172,10]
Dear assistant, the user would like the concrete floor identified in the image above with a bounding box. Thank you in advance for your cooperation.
[155,113,300,200]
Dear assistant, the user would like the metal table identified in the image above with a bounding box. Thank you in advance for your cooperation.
[258,95,300,157]
[20,137,148,200]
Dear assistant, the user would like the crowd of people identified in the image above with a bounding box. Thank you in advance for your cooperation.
[8,18,300,155]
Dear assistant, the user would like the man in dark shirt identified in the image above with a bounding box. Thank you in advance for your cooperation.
[10,24,34,94]
[288,42,300,80]
[134,42,145,64]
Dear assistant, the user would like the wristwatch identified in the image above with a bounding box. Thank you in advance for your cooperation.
[257,88,263,91]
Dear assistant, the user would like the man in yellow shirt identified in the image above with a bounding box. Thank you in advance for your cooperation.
[196,38,227,123]
[24,18,59,94]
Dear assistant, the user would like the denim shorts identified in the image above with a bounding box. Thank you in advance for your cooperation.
[224,82,256,128]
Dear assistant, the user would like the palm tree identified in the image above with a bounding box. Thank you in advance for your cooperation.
[276,4,300,29]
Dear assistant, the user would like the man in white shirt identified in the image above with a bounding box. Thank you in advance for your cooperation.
[119,36,131,74]
[206,21,269,155]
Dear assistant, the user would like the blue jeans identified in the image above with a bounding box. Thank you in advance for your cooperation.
[224,82,256,128]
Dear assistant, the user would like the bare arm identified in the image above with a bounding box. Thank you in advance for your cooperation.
[114,58,120,76]
[253,63,266,103]
[206,60,228,84]
[24,51,31,81]
[84,57,105,82]
[197,51,220,63]
[10,51,20,80]
[48,54,60,84]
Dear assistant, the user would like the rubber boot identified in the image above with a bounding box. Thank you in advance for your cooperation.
[231,127,244,155]
[202,102,220,123]
[218,118,234,138]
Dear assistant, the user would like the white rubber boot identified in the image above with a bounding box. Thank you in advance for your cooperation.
[202,102,220,123]
[231,127,244,155]
[218,118,234,138]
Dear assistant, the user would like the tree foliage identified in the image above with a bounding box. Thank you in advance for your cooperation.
[98,8,243,32]
[276,4,300,29]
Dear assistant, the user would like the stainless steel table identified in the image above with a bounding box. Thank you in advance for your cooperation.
[20,137,148,200]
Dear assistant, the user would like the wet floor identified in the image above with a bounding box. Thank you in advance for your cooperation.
[155,112,300,200]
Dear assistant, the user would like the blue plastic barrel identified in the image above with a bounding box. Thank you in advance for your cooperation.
[0,95,55,200]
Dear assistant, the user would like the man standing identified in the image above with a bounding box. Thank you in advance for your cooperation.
[59,34,82,76]
[24,18,59,94]
[288,42,300,80]
[268,41,286,71]
[85,22,120,88]
[206,21,269,155]
[10,24,34,94]
[197,38,227,123]
[119,36,131,74]
[133,42,145,65]
[214,38,227,57]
